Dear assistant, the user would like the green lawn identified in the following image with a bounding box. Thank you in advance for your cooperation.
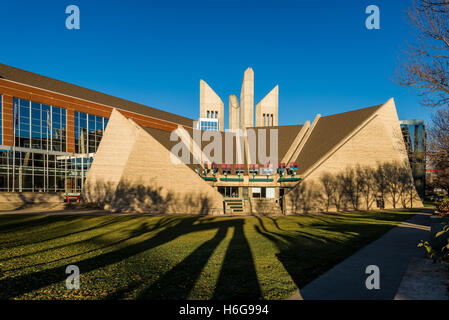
[0,211,415,300]
[422,200,436,207]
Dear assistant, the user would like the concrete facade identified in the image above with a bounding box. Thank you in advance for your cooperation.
[255,85,278,127]
[240,68,254,129]
[84,98,423,215]
[84,109,224,214]
[284,99,423,213]
[199,67,279,132]
[229,94,240,131]
[199,80,224,131]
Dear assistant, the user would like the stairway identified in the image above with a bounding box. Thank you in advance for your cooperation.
[224,198,245,214]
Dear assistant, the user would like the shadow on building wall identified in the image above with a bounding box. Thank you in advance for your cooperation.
[285,161,423,214]
[82,180,218,215]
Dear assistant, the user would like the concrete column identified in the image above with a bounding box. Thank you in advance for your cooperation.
[240,68,254,128]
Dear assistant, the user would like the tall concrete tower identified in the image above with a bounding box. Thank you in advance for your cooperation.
[229,94,240,131]
[240,68,254,128]
[199,80,224,131]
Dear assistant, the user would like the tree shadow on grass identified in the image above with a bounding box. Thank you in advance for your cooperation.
[2,221,156,272]
[0,216,181,264]
[133,226,229,299]
[1,216,127,250]
[0,215,79,234]
[255,212,417,292]
[109,218,262,300]
[0,217,193,299]
[211,220,261,299]
[0,217,262,300]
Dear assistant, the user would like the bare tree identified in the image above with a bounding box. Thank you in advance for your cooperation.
[428,108,449,193]
[333,172,346,211]
[320,172,335,212]
[341,167,363,210]
[384,162,404,209]
[399,165,416,208]
[301,181,319,213]
[395,0,449,107]
[374,164,388,208]
[359,166,376,210]
[354,166,365,210]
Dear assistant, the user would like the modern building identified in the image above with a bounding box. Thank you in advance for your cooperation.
[399,119,426,199]
[0,64,423,214]
[0,63,192,193]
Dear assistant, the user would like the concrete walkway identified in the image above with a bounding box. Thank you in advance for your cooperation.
[292,211,431,300]
[394,257,449,300]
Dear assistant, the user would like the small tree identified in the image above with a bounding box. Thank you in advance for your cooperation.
[333,173,346,211]
[359,166,376,210]
[320,172,335,212]
[384,162,403,209]
[428,108,449,194]
[341,167,363,210]
[395,161,415,208]
[354,166,365,210]
[374,163,388,208]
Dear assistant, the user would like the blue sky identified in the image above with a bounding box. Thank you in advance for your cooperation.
[0,0,433,126]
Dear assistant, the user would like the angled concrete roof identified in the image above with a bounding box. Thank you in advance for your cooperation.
[0,63,193,127]
[141,103,383,178]
[296,104,382,175]
[252,125,304,165]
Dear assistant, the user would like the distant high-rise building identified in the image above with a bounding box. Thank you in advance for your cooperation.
[400,119,426,199]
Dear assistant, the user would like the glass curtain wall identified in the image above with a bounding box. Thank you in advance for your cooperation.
[0,98,108,192]
[74,111,108,154]
[0,149,94,192]
[400,120,426,199]
[14,98,67,151]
